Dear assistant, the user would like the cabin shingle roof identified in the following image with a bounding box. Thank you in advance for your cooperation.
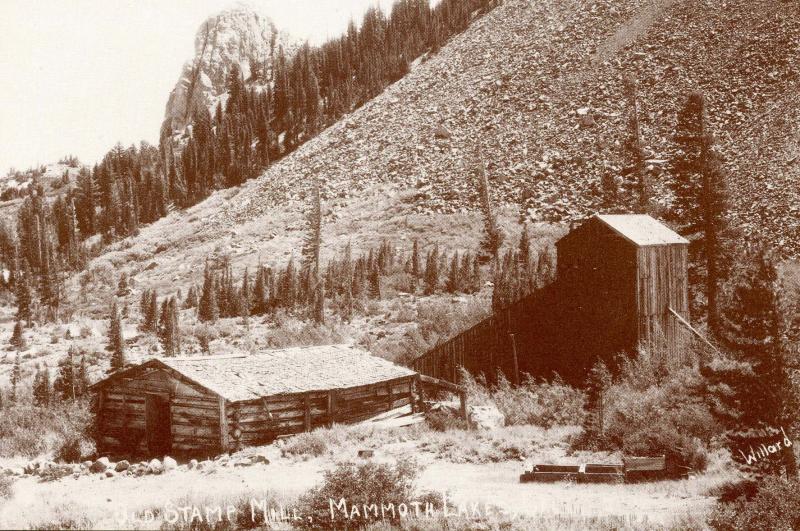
[594,214,689,246]
[155,344,416,402]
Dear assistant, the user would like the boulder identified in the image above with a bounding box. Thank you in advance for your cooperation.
[163,456,178,471]
[250,455,270,465]
[147,458,163,475]
[115,460,130,472]
[105,470,117,478]
[468,402,505,430]
[90,457,110,474]
[188,459,199,470]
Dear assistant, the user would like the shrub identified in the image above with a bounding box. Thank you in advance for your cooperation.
[54,435,84,463]
[294,458,430,529]
[481,372,585,428]
[707,478,760,503]
[0,475,11,499]
[281,431,328,459]
[708,478,800,530]
[601,365,719,476]
[425,409,469,432]
[0,400,94,459]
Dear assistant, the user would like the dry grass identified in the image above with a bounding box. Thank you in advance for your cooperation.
[277,420,583,466]
[0,400,94,459]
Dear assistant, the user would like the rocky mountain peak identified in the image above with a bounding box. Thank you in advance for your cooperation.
[164,2,297,133]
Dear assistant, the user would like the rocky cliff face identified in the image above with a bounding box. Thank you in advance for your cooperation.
[163,2,297,133]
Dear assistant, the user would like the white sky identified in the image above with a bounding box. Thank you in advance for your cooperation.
[0,0,397,173]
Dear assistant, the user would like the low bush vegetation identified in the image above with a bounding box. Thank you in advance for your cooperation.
[0,475,11,500]
[708,477,800,530]
[281,431,329,459]
[570,347,720,477]
[493,374,585,428]
[0,399,94,459]
[294,458,440,529]
[459,370,586,428]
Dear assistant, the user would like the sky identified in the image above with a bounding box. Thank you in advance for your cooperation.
[0,0,397,173]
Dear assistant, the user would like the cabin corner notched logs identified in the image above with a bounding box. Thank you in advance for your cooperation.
[91,344,416,457]
[413,214,691,385]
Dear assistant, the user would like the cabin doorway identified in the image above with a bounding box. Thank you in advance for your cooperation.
[145,394,172,456]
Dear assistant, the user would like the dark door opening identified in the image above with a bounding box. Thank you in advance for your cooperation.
[145,394,171,456]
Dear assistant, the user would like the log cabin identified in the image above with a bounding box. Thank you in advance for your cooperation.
[91,344,417,458]
[412,214,691,385]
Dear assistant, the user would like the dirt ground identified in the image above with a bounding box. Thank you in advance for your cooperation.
[0,445,718,529]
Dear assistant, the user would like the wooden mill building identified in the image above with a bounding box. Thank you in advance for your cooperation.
[413,214,690,385]
[92,344,416,458]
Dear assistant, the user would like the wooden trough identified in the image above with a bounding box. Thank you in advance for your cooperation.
[520,456,665,484]
[520,463,624,484]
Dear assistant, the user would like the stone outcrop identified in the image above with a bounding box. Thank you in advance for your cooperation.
[163,2,298,134]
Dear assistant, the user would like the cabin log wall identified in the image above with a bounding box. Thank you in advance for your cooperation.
[97,366,222,457]
[226,376,414,449]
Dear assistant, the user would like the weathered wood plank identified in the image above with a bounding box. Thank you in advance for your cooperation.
[172,424,219,438]
[171,405,219,419]
[219,397,229,453]
[304,393,311,432]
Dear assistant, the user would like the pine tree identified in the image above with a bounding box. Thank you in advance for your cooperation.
[139,289,149,318]
[518,225,530,266]
[622,74,649,211]
[582,359,612,443]
[313,282,325,324]
[536,246,555,287]
[158,297,180,356]
[410,239,421,279]
[141,289,159,333]
[239,267,253,325]
[446,252,460,293]
[10,320,26,350]
[471,255,481,293]
[32,364,50,407]
[672,92,706,226]
[77,355,89,397]
[368,261,381,299]
[252,266,267,315]
[10,352,21,402]
[198,261,219,322]
[184,285,198,309]
[53,348,77,401]
[116,272,130,297]
[108,300,126,371]
[158,298,172,356]
[302,178,323,317]
[714,244,798,477]
[15,265,32,326]
[459,253,472,293]
[423,245,439,295]
[170,297,181,355]
[281,257,297,309]
[341,285,354,323]
[701,137,731,334]
[475,152,503,263]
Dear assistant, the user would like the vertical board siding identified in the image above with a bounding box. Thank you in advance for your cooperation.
[413,218,690,386]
